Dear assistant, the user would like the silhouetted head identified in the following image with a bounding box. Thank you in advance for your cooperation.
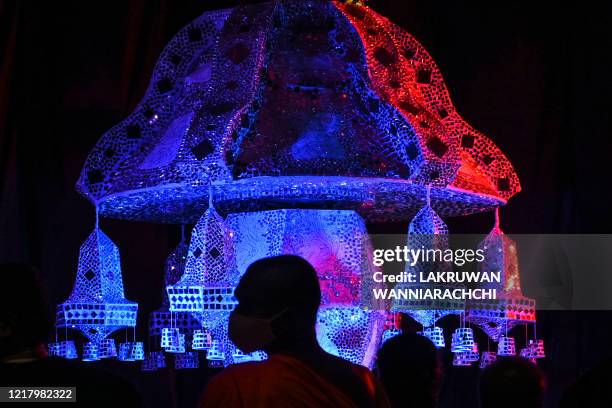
[229,255,321,354]
[0,263,52,359]
[480,357,545,408]
[375,332,442,408]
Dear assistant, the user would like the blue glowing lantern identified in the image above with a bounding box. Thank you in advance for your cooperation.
[56,226,138,348]
[149,237,201,331]
[142,351,167,371]
[47,342,61,357]
[73,0,527,369]
[98,338,117,359]
[393,187,464,326]
[451,328,475,353]
[141,353,158,372]
[175,352,199,369]
[419,326,446,348]
[163,329,186,354]
[206,340,225,363]
[497,336,516,356]
[149,237,201,356]
[232,350,267,364]
[118,341,144,361]
[59,341,78,359]
[480,351,497,368]
[82,342,99,362]
[167,195,238,314]
[453,353,473,367]
[192,329,212,350]
[153,351,167,368]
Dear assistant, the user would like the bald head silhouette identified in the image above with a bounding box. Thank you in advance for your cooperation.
[231,255,322,353]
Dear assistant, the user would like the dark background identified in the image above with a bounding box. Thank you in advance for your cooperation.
[1,1,611,407]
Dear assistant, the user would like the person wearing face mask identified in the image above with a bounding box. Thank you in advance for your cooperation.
[199,255,390,408]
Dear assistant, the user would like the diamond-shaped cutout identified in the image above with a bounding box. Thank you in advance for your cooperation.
[191,139,214,160]
[426,137,448,158]
[193,247,203,258]
[84,269,96,280]
[209,247,221,259]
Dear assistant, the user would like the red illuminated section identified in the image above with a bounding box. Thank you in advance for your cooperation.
[334,2,520,201]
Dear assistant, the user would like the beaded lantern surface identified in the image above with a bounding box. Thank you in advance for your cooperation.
[392,187,463,327]
[76,0,519,224]
[72,0,535,368]
[56,226,138,359]
[465,211,537,342]
[148,237,201,359]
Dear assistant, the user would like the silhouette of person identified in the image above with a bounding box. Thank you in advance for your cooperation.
[0,263,145,408]
[375,332,442,408]
[200,255,389,408]
[479,357,545,408]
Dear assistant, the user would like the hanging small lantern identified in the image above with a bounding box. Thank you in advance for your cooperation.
[419,326,445,348]
[206,340,225,365]
[480,351,497,368]
[164,332,186,354]
[192,329,213,350]
[520,346,536,360]
[82,342,100,362]
[453,353,473,367]
[462,342,480,363]
[497,336,516,356]
[118,343,134,361]
[152,351,166,368]
[529,339,545,359]
[175,352,200,369]
[232,349,267,364]
[161,327,177,348]
[98,338,117,359]
[47,342,61,357]
[451,328,475,353]
[142,351,167,371]
[118,341,145,361]
[466,210,536,342]
[141,353,158,372]
[393,186,463,327]
[60,341,78,359]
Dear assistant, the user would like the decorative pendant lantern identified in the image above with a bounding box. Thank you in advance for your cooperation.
[392,186,464,327]
[149,236,201,342]
[48,340,78,359]
[163,330,186,354]
[55,222,138,361]
[453,353,473,367]
[82,342,99,362]
[192,329,213,350]
[419,326,446,348]
[142,351,168,371]
[451,328,475,353]
[466,210,536,341]
[98,338,117,359]
[72,0,533,370]
[480,351,497,368]
[175,352,200,369]
[497,336,516,356]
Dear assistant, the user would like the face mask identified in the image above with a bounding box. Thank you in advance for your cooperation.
[229,310,286,354]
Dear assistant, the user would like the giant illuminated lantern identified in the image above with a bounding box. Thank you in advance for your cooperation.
[55,0,541,367]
